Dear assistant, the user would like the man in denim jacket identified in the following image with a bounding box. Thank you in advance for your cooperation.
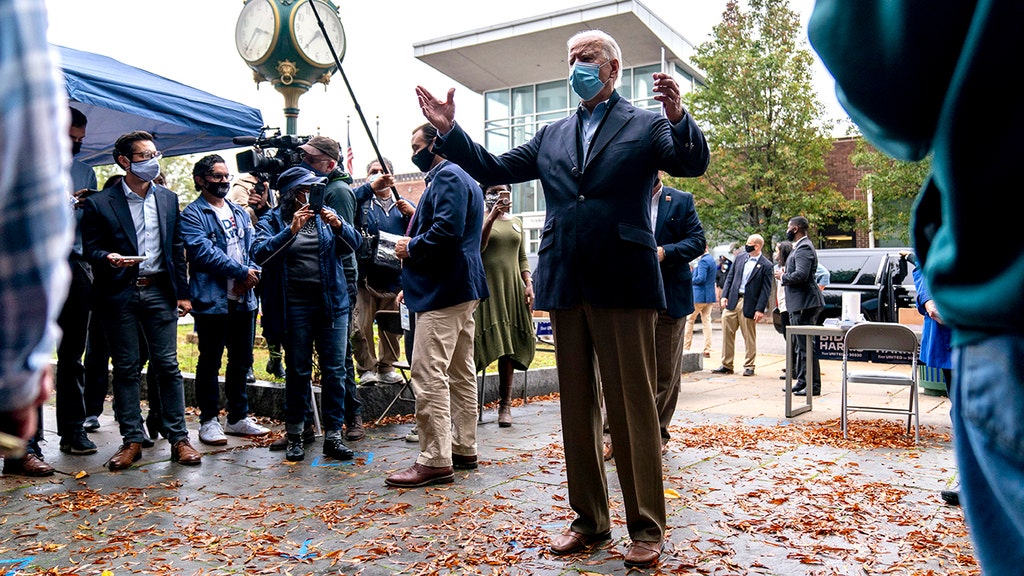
[181,155,269,446]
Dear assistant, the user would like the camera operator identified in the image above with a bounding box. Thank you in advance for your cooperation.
[296,136,366,443]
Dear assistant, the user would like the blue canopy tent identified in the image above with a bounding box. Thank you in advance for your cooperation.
[57,45,264,166]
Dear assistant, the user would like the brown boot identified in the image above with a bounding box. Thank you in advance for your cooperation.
[497,358,513,428]
[498,404,512,427]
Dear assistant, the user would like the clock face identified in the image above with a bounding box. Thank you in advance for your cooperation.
[292,0,346,68]
[235,0,278,64]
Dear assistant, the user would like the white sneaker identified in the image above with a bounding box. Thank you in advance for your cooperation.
[378,370,404,385]
[224,416,270,437]
[404,427,419,443]
[359,371,379,385]
[199,419,228,445]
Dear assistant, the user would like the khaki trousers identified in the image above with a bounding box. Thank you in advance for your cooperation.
[551,304,665,543]
[683,302,714,355]
[351,281,401,374]
[719,296,757,370]
[410,299,479,467]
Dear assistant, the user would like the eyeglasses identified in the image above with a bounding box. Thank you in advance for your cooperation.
[131,150,163,160]
[205,173,235,183]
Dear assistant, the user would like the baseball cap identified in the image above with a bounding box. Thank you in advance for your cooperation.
[298,135,340,161]
[276,167,326,196]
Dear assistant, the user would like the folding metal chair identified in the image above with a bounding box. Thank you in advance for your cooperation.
[841,322,920,442]
[372,310,415,425]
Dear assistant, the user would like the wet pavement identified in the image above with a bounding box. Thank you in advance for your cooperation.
[1,327,973,575]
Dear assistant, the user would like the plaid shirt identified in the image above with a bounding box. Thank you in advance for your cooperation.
[0,0,73,412]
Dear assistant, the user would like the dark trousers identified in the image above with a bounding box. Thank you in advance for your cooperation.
[284,294,348,431]
[101,283,187,445]
[194,303,255,424]
[343,281,362,423]
[790,306,822,387]
[54,258,91,438]
[654,311,686,441]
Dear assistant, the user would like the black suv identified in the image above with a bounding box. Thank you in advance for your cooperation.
[815,248,916,323]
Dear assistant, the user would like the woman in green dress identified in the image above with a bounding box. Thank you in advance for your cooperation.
[475,184,535,427]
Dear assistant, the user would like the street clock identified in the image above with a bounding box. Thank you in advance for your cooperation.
[235,0,277,65]
[292,0,346,67]
[234,0,346,134]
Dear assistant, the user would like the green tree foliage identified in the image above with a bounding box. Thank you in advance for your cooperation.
[671,0,855,249]
[95,153,202,204]
[850,139,931,246]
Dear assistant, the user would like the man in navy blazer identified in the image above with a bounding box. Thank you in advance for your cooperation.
[386,123,488,489]
[713,234,774,377]
[80,131,200,470]
[650,179,705,449]
[417,29,708,568]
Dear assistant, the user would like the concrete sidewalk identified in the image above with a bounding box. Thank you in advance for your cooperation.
[1,328,972,575]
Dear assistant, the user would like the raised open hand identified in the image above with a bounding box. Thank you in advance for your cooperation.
[416,85,456,134]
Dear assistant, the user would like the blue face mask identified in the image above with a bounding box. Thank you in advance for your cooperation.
[570,61,609,102]
[130,157,161,182]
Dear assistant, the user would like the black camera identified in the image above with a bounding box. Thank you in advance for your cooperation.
[233,130,310,189]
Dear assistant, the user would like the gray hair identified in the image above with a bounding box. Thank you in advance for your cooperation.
[567,29,623,88]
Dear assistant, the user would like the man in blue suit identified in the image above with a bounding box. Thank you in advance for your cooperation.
[386,123,488,489]
[417,29,709,569]
[650,178,705,450]
[712,234,774,377]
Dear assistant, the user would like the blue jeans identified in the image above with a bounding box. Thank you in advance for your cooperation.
[284,295,348,431]
[343,281,362,423]
[953,335,1024,574]
[194,304,255,424]
[101,283,187,445]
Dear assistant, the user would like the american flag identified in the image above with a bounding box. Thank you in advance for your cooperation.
[345,124,354,175]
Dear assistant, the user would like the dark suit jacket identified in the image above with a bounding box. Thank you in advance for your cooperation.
[80,183,189,309]
[654,186,705,318]
[781,236,825,312]
[401,160,488,314]
[434,90,709,311]
[721,252,773,319]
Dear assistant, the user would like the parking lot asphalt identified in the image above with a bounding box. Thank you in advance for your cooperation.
[1,324,973,575]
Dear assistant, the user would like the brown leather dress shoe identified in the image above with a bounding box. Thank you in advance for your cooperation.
[171,439,202,466]
[624,539,663,568]
[3,452,55,477]
[550,529,612,555]
[452,453,478,470]
[385,463,454,487]
[107,442,143,471]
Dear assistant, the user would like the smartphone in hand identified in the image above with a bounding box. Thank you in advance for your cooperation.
[308,183,326,213]
[498,190,511,212]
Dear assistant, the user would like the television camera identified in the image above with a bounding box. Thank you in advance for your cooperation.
[233,129,311,190]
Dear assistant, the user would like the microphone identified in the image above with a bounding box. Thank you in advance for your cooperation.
[232,136,259,146]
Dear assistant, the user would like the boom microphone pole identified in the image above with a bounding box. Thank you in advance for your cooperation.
[308,0,400,201]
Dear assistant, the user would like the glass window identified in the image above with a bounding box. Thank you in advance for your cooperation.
[485,90,510,120]
[619,69,632,101]
[512,85,534,116]
[631,64,661,111]
[536,80,567,116]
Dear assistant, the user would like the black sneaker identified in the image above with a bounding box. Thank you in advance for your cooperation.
[60,429,98,455]
[323,431,354,460]
[941,489,960,506]
[285,434,305,462]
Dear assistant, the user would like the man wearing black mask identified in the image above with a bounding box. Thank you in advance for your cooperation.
[776,216,824,395]
[180,155,269,445]
[712,234,773,377]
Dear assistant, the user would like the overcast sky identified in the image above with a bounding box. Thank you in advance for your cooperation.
[44,0,846,175]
